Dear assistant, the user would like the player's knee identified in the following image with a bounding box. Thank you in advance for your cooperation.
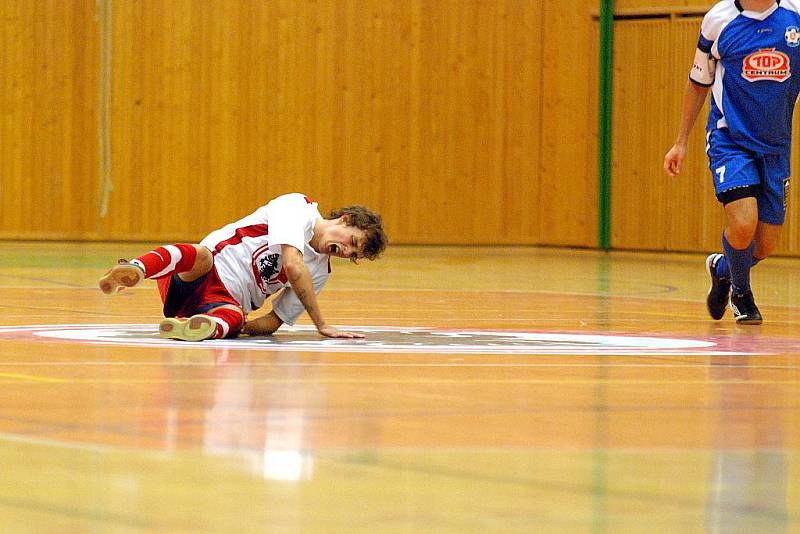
[725,211,758,248]
[193,245,214,274]
[726,225,756,249]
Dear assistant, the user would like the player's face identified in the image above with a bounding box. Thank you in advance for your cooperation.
[320,219,368,262]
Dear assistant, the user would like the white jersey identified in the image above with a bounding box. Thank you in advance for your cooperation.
[200,193,331,324]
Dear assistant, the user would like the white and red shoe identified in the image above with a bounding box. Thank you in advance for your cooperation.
[159,315,217,341]
[98,260,145,294]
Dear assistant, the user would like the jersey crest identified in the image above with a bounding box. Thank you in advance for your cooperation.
[251,244,288,293]
[786,26,800,47]
[741,48,791,82]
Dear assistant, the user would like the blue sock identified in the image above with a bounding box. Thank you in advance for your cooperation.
[721,233,755,294]
[714,246,761,279]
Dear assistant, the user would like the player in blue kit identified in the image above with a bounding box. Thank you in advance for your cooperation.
[664,0,800,324]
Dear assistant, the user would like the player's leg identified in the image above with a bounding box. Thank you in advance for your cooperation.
[133,243,212,281]
[721,196,762,324]
[726,154,791,323]
[718,162,789,324]
[159,304,245,341]
[704,129,760,322]
[99,244,212,294]
[753,221,783,261]
[707,218,778,282]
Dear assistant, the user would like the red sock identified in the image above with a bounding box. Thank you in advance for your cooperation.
[206,307,244,339]
[133,244,198,279]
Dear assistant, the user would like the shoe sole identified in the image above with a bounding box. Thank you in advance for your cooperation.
[735,317,763,325]
[99,264,143,294]
[705,254,727,321]
[159,315,217,341]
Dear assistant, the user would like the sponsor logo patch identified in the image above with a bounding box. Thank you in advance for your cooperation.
[741,48,791,82]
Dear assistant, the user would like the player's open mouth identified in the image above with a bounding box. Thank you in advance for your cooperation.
[328,244,339,255]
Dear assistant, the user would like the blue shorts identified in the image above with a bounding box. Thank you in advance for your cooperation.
[706,128,790,225]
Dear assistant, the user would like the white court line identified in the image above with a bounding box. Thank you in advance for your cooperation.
[0,431,170,458]
[0,324,784,356]
[0,361,790,368]
[1,433,798,458]
[0,362,800,371]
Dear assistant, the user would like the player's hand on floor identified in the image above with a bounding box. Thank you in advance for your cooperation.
[318,325,366,339]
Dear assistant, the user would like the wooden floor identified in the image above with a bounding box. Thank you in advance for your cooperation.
[1,241,799,533]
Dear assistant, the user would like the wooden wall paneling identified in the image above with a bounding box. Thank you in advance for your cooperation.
[365,0,415,243]
[101,1,545,245]
[0,0,30,237]
[610,17,723,252]
[402,0,543,244]
[466,0,518,243]
[103,0,377,241]
[406,0,455,243]
[587,20,600,248]
[417,0,479,243]
[540,0,596,247]
[327,0,401,231]
[323,0,543,245]
[104,0,140,240]
[106,0,168,240]
[613,0,711,11]
[59,1,101,238]
[107,0,250,240]
[5,1,545,245]
[232,0,324,224]
[613,19,674,250]
[0,0,98,239]
[500,0,541,244]
[418,0,467,243]
[277,0,326,215]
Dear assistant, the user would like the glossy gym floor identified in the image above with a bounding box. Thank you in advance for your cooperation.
[0,242,798,532]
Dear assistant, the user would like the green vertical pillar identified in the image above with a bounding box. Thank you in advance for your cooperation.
[598,0,614,250]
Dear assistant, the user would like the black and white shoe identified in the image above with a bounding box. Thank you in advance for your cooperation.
[730,290,763,325]
[705,253,731,321]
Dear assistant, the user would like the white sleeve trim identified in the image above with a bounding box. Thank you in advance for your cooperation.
[690,48,716,86]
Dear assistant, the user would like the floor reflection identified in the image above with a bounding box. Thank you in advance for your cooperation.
[706,357,788,531]
[201,348,317,481]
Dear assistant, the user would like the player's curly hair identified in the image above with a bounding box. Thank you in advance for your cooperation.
[327,205,388,261]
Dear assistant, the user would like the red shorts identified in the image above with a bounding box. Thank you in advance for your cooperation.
[156,266,240,318]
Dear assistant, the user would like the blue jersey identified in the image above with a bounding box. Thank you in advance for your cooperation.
[691,0,800,154]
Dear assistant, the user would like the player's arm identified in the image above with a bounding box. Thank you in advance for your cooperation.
[241,310,283,336]
[281,244,365,339]
[664,14,718,178]
[664,79,710,177]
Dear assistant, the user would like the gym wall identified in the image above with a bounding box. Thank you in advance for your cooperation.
[2,1,799,254]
